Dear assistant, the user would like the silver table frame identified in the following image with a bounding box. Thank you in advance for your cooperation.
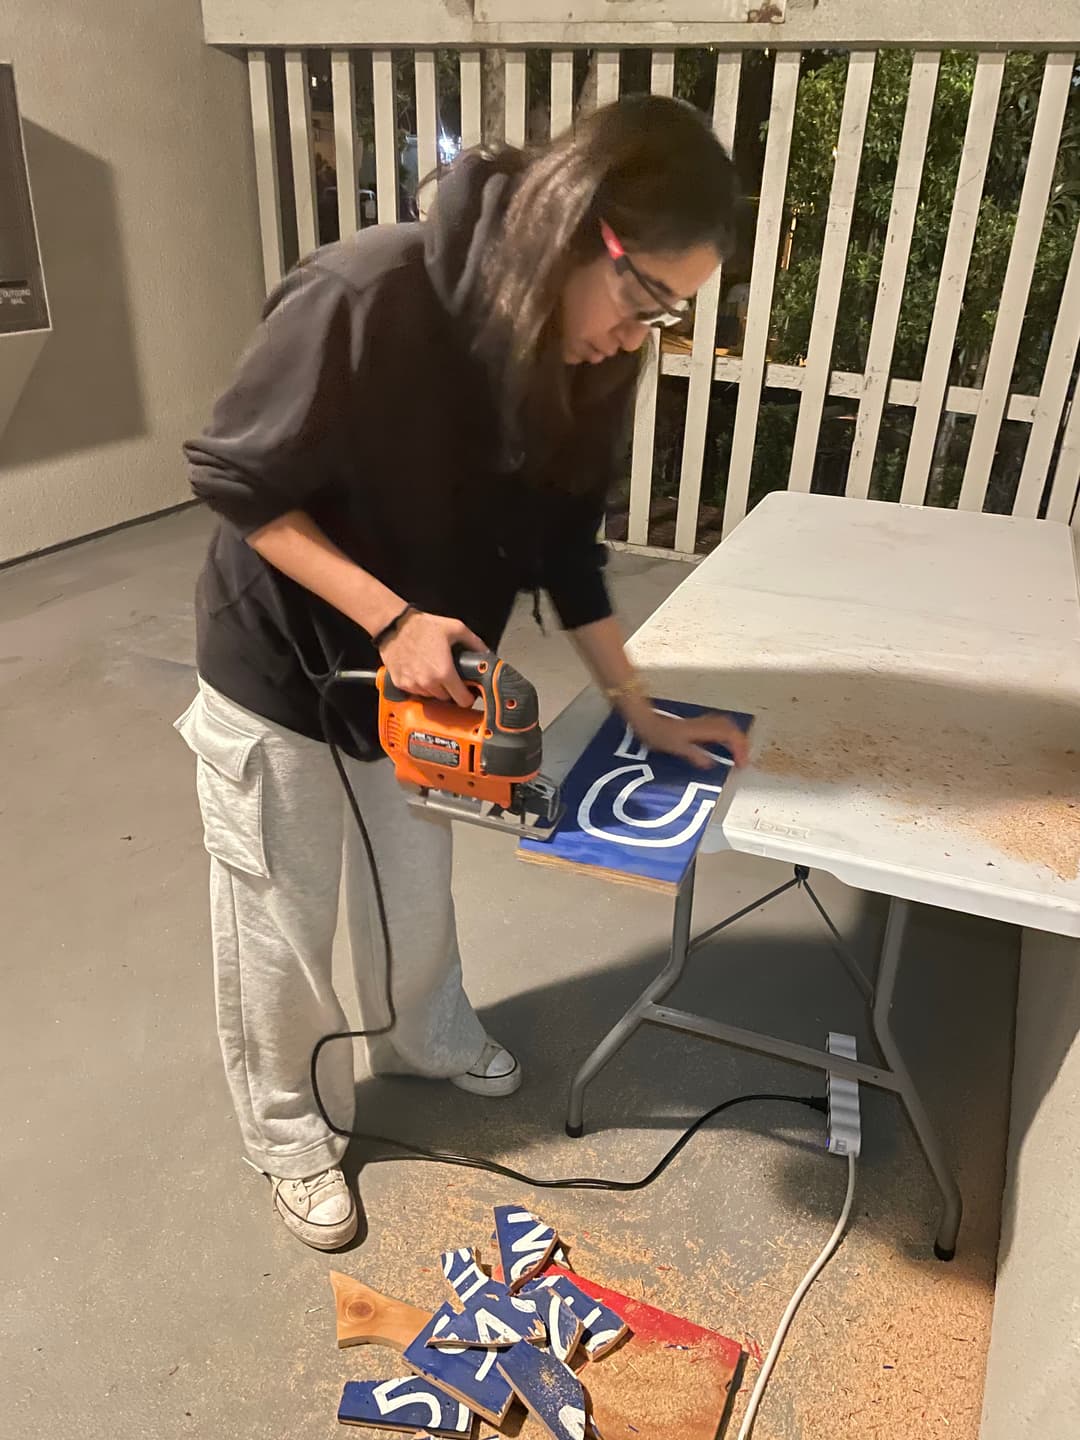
[565,861,963,1260]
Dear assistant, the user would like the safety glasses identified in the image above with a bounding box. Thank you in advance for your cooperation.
[600,220,691,329]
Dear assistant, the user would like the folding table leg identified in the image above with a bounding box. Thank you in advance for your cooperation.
[565,862,698,1138]
[872,897,963,1259]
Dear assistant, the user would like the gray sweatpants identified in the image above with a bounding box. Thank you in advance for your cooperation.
[175,679,487,1178]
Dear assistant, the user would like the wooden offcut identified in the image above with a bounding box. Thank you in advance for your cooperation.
[497,1341,588,1440]
[494,1205,559,1291]
[329,1271,429,1350]
[522,1274,628,1360]
[404,1304,517,1426]
[337,1376,472,1435]
[427,1287,546,1349]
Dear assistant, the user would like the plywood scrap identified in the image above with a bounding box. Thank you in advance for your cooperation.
[522,1274,628,1361]
[494,1205,559,1292]
[544,1268,744,1439]
[337,1377,471,1435]
[427,1287,545,1348]
[330,1271,429,1350]
[526,1287,584,1364]
[441,1246,490,1306]
[497,1340,590,1440]
[403,1303,516,1426]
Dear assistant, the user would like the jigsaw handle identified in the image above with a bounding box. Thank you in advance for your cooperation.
[380,650,538,736]
[454,650,538,734]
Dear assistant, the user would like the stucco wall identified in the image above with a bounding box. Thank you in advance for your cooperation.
[0,1,263,562]
[980,928,1080,1439]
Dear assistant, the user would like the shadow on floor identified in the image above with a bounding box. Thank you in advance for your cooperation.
[325,890,1005,1268]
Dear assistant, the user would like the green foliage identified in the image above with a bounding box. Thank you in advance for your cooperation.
[741,49,1080,517]
[772,51,1080,392]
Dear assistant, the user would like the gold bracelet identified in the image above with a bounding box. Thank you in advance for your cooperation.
[603,674,647,704]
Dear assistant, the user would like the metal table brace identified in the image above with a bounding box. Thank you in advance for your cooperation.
[565,862,963,1260]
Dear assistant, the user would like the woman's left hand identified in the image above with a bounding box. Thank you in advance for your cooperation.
[627,703,751,771]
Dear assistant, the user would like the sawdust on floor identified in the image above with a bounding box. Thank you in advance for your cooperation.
[789,1246,991,1440]
[583,1336,729,1434]
[341,1184,997,1440]
[758,725,1080,880]
[550,1175,998,1440]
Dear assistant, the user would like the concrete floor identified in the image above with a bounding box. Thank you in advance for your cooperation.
[1,507,1018,1440]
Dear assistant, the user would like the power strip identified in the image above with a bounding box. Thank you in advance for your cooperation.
[826,1031,862,1158]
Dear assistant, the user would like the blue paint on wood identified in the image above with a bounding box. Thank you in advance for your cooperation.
[520,701,752,889]
[428,1287,544,1348]
[404,1303,516,1425]
[441,1246,490,1306]
[529,1288,584,1364]
[497,1340,589,1440]
[522,1274,629,1360]
[337,1377,471,1435]
[494,1205,559,1291]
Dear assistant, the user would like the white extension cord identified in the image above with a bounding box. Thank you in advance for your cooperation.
[735,1152,857,1439]
[735,1033,862,1440]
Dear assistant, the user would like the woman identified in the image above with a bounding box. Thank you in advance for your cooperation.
[177,94,749,1250]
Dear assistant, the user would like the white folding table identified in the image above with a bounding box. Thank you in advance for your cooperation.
[539,493,1080,1259]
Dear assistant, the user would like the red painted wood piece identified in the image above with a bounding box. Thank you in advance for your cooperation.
[493,1264,745,1440]
[549,1267,743,1368]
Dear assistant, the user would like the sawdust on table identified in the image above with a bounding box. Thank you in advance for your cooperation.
[758,725,1080,881]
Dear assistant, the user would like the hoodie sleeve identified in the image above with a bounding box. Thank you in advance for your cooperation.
[184,263,362,536]
[540,490,614,632]
[539,376,635,631]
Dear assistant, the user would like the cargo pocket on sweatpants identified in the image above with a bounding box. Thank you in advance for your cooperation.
[174,693,270,879]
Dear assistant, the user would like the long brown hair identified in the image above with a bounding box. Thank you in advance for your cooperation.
[469,95,739,455]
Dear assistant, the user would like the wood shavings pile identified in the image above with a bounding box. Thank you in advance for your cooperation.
[789,1244,992,1440]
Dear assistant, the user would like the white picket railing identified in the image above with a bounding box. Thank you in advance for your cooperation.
[239,39,1080,555]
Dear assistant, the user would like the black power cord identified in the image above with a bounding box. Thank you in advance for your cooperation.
[311,686,826,1191]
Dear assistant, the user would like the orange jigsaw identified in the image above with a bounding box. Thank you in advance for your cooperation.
[340,651,562,836]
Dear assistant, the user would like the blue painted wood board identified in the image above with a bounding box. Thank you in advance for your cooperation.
[522,1274,628,1360]
[520,701,752,892]
[527,1286,584,1364]
[488,1232,568,1268]
[337,1377,472,1435]
[494,1205,559,1291]
[403,1302,516,1424]
[441,1246,490,1306]
[497,1340,589,1440]
[428,1286,544,1348]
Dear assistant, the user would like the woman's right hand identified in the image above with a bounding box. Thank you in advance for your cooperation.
[378,611,488,708]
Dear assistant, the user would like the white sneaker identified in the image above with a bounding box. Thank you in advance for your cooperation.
[264,1167,358,1250]
[450,1039,522,1098]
